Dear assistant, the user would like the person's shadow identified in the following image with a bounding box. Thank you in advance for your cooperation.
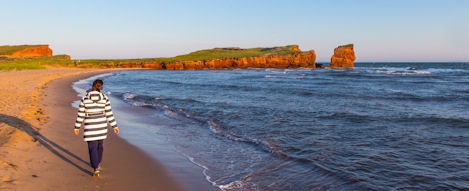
[0,113,92,175]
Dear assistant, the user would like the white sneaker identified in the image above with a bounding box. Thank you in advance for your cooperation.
[93,170,100,177]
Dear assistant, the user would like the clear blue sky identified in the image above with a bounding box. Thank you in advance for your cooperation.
[1,0,468,62]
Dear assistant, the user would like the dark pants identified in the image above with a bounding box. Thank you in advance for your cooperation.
[87,140,104,170]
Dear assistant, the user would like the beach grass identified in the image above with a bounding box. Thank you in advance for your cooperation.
[0,55,74,70]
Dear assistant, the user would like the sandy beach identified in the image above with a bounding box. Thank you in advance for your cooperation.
[0,68,182,190]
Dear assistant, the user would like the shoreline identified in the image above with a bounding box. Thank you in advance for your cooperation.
[0,68,183,190]
[72,70,221,191]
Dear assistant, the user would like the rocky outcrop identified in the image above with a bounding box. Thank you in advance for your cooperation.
[115,49,316,70]
[330,44,355,68]
[167,50,316,70]
[9,45,53,58]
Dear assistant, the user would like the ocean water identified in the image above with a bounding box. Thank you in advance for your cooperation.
[73,62,469,191]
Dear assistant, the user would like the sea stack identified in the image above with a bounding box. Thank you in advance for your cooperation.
[330,44,355,68]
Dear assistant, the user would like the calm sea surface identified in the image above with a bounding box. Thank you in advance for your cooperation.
[74,63,469,191]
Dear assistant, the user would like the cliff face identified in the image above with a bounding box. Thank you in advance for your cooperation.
[169,50,316,70]
[9,45,53,58]
[119,50,316,70]
[330,44,355,68]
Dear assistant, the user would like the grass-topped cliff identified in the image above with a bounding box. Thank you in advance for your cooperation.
[0,45,314,70]
[161,45,300,62]
[0,45,47,55]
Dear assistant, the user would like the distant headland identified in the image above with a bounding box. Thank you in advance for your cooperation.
[0,44,355,70]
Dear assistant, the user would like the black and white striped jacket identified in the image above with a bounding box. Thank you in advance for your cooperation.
[74,91,118,141]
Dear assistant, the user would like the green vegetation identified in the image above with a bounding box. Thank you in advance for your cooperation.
[0,55,74,70]
[0,45,45,55]
[339,44,354,48]
[159,45,300,62]
[0,45,301,70]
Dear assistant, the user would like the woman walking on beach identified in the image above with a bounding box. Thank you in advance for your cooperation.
[74,79,120,177]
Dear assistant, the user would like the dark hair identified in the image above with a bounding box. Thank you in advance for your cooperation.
[92,79,104,92]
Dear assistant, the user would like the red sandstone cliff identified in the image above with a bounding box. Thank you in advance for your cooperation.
[168,50,316,70]
[119,49,316,70]
[9,45,53,58]
[330,44,355,68]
